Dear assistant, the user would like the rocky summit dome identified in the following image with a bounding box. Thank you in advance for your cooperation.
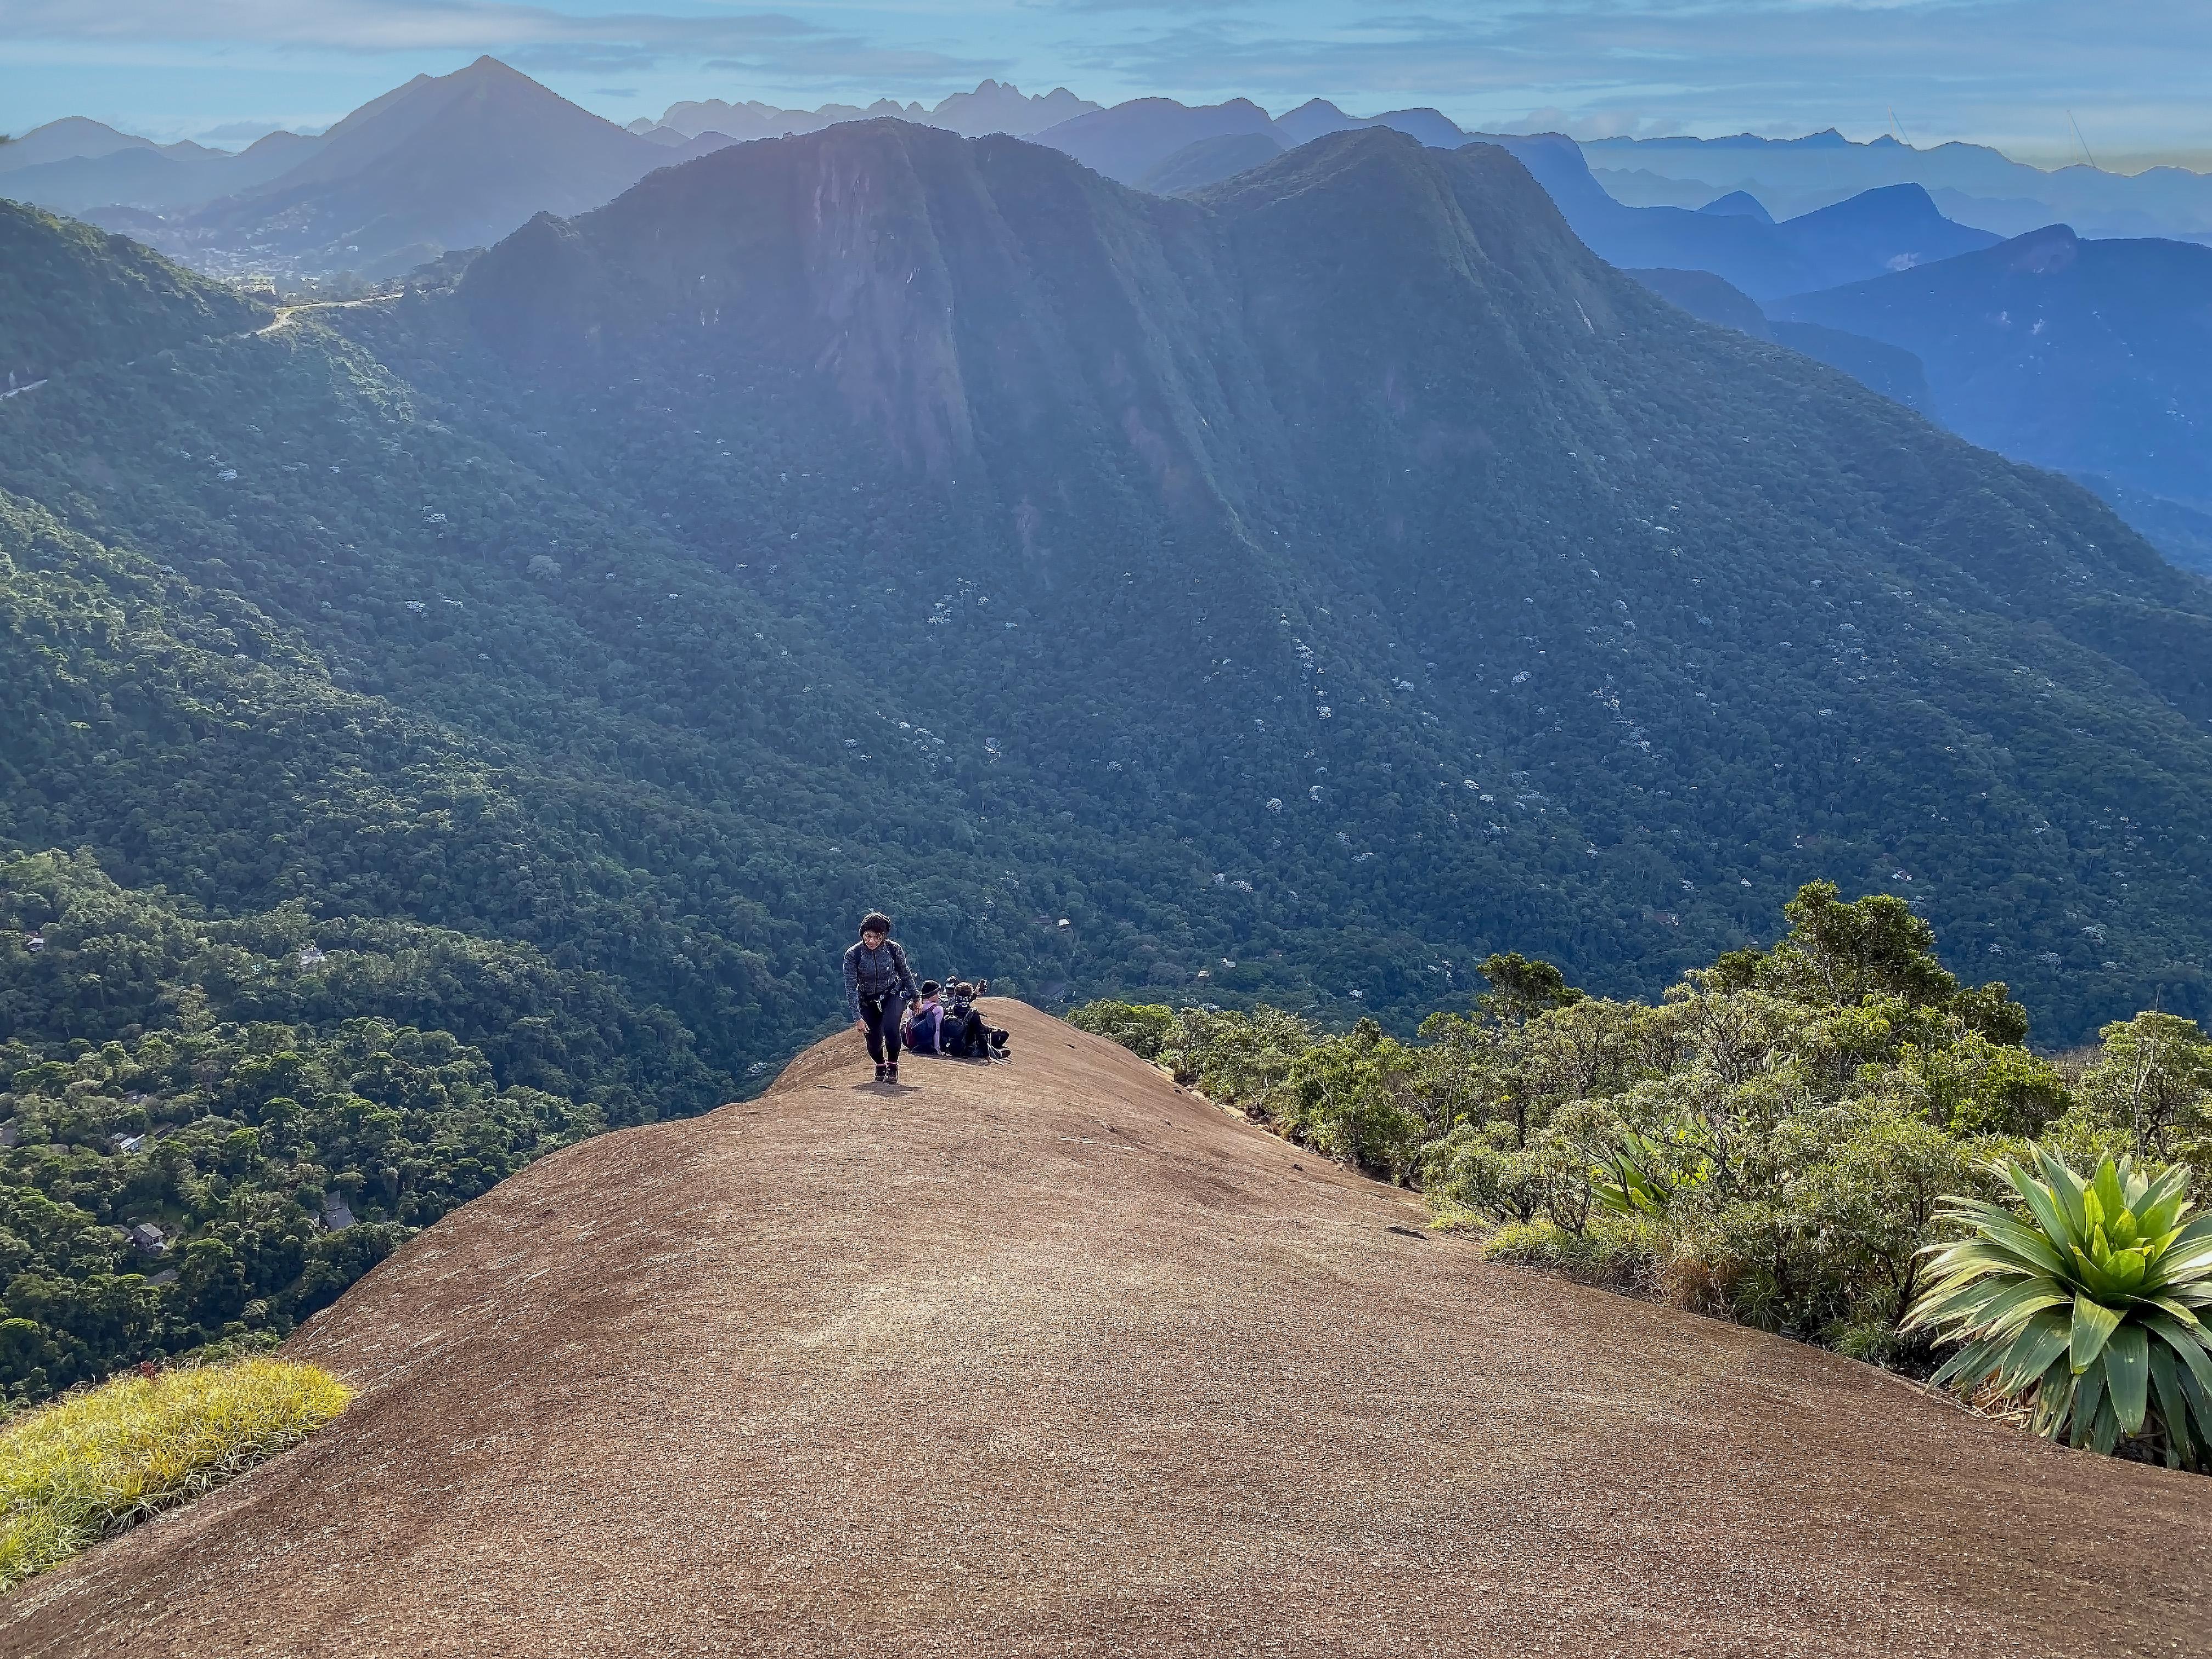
[5,1001,2204,1656]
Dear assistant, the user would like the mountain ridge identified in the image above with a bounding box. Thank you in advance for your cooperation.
[173,57,665,275]
[646,78,1099,142]
[9,119,2212,1077]
[390,123,2212,1032]
[1778,224,2212,514]
[4,1002,2202,1655]
[1582,129,2212,240]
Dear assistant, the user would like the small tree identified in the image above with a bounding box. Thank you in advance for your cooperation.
[1758,882,1957,1009]
[1476,953,1581,1026]
[1067,1000,1180,1062]
[2076,1013,2212,1161]
[1277,1020,1426,1180]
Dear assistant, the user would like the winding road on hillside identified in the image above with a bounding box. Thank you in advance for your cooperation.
[7,1003,2207,1656]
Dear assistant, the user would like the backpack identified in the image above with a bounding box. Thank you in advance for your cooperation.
[942,1008,982,1057]
[902,1002,945,1054]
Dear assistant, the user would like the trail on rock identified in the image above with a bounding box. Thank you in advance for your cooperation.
[7,1002,2205,1657]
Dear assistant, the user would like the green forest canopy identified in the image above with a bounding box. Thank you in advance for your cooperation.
[8,128,2212,1399]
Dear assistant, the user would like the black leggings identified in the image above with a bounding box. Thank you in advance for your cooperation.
[858,995,907,1064]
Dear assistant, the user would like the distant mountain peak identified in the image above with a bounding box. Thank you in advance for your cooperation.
[2002,221,2082,269]
[1785,180,1955,230]
[0,115,160,176]
[1699,189,1774,223]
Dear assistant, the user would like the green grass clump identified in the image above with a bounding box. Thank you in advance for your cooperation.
[0,1357,353,1590]
[1482,1217,1664,1296]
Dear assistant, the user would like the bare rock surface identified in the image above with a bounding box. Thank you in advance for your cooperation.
[8,1001,2207,1656]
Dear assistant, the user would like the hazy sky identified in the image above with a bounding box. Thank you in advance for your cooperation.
[3,0,2203,170]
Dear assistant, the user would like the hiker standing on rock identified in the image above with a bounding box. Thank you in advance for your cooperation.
[845,912,921,1085]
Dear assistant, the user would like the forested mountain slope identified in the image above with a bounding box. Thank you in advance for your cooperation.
[10,120,2212,1397]
[429,123,2212,1032]
[0,200,264,380]
[8,121,2212,1070]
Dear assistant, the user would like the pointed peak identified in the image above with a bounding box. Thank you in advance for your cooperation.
[1699,189,1773,223]
[455,55,529,83]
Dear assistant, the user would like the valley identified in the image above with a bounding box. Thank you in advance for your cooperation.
[4,80,2212,1494]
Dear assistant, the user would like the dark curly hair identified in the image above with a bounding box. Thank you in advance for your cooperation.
[860,912,893,935]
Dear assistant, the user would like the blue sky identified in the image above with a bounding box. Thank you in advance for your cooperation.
[3,0,2204,170]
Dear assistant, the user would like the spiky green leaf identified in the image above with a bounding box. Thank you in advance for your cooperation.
[2103,1323,2152,1435]
[2070,1297,2124,1375]
[2148,1344,2194,1469]
[1993,1312,2072,1394]
[2013,1159,2081,1251]
[2072,1358,2107,1448]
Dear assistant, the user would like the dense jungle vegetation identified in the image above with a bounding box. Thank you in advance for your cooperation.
[0,850,698,1400]
[1075,882,2212,1463]
[9,128,2212,1400]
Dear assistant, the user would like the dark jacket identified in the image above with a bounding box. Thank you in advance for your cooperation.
[844,938,920,1021]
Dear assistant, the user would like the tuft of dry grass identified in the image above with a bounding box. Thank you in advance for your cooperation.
[0,1357,353,1591]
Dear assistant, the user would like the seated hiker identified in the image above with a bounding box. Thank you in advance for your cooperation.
[844,911,921,1084]
[942,979,1011,1062]
[902,981,952,1056]
[938,978,981,1058]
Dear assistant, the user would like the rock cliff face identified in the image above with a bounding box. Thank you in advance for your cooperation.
[5,1003,2205,1656]
[447,122,2212,1036]
[10,120,2212,1074]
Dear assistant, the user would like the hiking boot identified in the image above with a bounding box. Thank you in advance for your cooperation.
[885,1063,900,1085]
[873,1062,887,1084]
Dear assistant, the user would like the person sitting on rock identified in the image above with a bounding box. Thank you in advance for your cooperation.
[943,979,1011,1063]
[845,912,921,1084]
[902,981,951,1057]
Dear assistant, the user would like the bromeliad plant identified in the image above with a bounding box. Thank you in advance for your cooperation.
[1592,1130,1677,1216]
[1589,1127,1710,1218]
[1904,1145,2212,1468]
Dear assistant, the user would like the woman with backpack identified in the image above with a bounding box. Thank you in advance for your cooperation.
[844,912,921,1084]
[902,981,950,1057]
